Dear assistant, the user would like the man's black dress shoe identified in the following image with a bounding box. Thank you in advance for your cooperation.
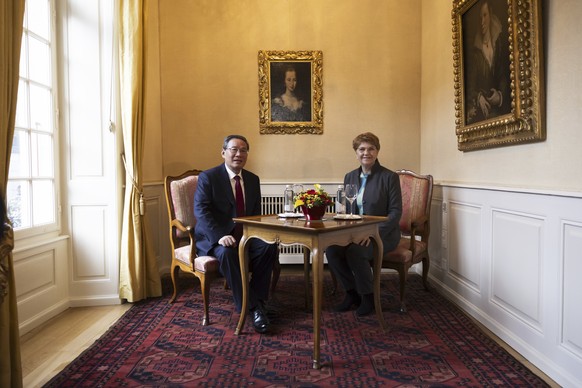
[251,307,270,334]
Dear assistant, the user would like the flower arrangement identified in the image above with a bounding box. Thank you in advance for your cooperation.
[294,184,332,209]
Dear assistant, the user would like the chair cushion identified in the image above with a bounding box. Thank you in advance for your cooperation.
[386,237,427,262]
[411,240,427,264]
[194,255,220,273]
[174,246,219,273]
[383,241,412,264]
[170,175,198,238]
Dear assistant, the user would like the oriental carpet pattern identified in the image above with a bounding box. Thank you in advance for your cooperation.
[44,273,549,387]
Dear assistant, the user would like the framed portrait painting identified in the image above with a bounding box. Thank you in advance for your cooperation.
[258,50,323,134]
[452,0,545,151]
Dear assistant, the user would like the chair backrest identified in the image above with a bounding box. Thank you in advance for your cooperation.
[164,169,202,249]
[397,170,433,241]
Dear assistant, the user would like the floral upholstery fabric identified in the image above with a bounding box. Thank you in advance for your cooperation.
[170,175,198,239]
[174,245,219,273]
[398,174,430,234]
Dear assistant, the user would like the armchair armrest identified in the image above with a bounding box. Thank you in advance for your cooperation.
[171,218,190,233]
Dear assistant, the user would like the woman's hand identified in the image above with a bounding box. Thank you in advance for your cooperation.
[356,236,371,247]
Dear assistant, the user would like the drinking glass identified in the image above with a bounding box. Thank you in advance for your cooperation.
[345,184,358,218]
[292,184,304,213]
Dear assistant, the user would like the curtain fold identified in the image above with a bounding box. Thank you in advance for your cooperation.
[118,0,161,302]
[0,0,25,386]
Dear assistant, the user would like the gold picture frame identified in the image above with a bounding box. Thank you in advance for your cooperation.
[258,50,323,134]
[452,0,545,151]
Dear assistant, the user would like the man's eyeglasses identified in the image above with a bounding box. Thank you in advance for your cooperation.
[225,147,249,155]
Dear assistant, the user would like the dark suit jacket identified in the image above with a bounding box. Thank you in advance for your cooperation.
[194,164,262,256]
[344,160,402,252]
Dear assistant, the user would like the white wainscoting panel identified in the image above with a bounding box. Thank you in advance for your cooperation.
[431,184,582,387]
[447,201,482,292]
[14,236,69,335]
[491,209,544,330]
[561,221,582,359]
[71,205,107,279]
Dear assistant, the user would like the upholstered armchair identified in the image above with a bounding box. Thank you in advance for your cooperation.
[165,169,220,325]
[382,170,433,312]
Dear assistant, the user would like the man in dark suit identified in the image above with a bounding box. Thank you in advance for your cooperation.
[194,134,278,333]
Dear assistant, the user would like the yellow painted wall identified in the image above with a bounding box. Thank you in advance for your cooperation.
[143,0,422,183]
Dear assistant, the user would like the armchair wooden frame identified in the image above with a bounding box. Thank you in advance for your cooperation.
[164,169,220,326]
[383,170,433,312]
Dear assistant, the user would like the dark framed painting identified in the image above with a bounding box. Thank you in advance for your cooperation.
[452,0,545,151]
[258,50,323,134]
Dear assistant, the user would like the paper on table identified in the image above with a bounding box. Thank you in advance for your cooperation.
[333,214,362,220]
[277,212,303,218]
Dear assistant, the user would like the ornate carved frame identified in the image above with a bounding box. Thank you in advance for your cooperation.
[258,50,323,134]
[452,0,545,151]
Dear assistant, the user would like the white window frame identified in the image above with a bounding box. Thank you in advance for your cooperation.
[8,0,61,241]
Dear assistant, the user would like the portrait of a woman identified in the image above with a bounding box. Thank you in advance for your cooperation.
[270,63,311,122]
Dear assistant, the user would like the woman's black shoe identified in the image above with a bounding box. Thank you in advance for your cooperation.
[356,293,374,316]
[333,290,361,312]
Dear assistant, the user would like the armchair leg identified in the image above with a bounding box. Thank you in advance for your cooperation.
[198,273,211,326]
[422,257,430,291]
[169,265,179,304]
[397,266,408,313]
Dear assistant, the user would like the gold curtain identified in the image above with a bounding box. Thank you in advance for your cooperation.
[118,0,161,302]
[0,0,25,386]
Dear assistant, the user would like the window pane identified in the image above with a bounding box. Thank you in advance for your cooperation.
[32,180,55,225]
[9,130,30,178]
[15,80,29,128]
[28,36,51,86]
[29,83,52,133]
[27,0,50,40]
[32,133,54,177]
[19,35,28,78]
[7,180,31,229]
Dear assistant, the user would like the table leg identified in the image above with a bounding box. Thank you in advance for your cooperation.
[235,235,250,335]
[311,246,323,369]
[303,248,310,310]
[371,233,386,331]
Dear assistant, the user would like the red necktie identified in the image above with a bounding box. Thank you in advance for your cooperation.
[234,175,245,216]
[233,175,244,240]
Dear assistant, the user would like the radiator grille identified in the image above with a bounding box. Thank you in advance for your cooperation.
[261,194,336,256]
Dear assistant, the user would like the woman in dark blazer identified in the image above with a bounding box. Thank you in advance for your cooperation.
[326,132,402,316]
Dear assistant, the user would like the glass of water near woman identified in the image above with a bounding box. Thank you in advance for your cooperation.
[345,183,358,218]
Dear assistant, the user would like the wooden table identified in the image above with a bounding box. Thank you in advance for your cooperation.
[234,213,386,369]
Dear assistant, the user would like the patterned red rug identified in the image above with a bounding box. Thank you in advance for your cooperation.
[44,272,549,387]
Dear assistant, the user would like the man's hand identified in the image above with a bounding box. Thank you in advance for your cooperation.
[218,235,237,247]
